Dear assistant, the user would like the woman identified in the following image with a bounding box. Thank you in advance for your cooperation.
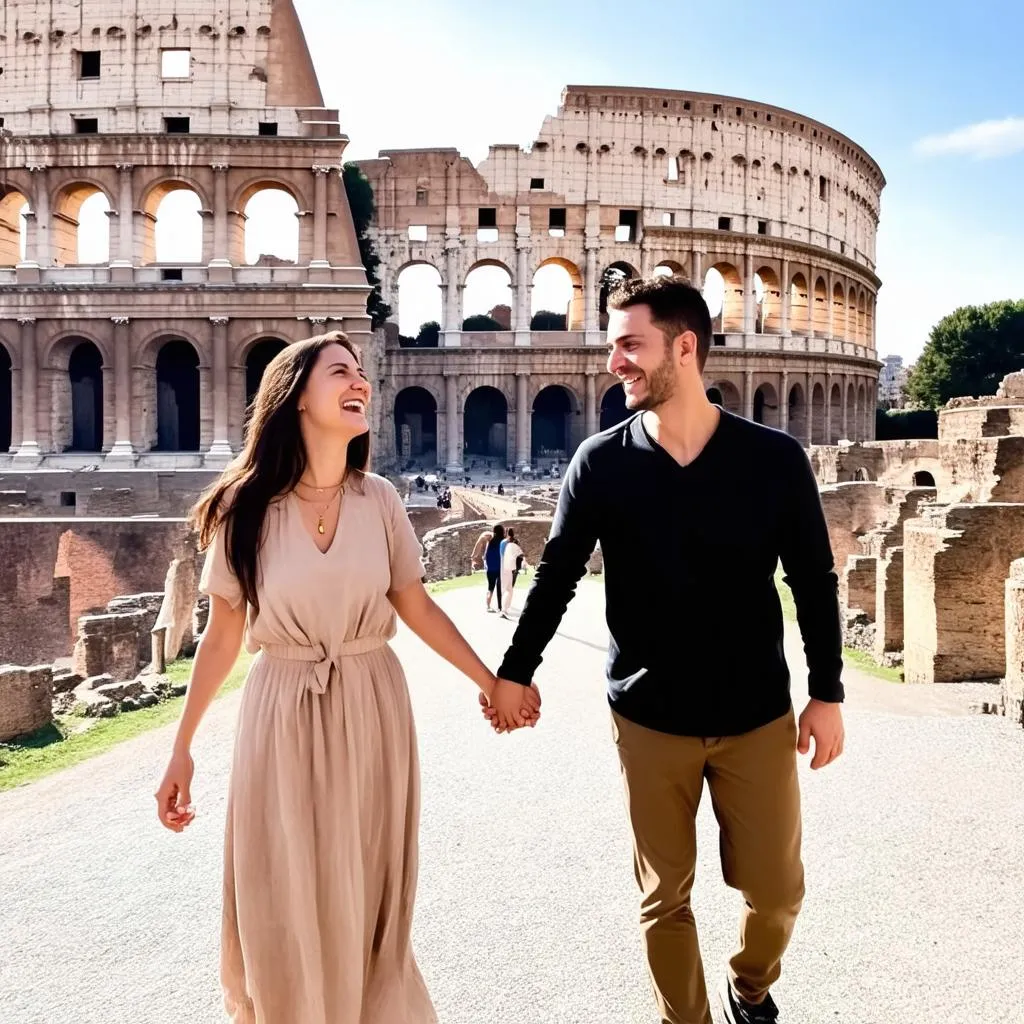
[483,524,504,614]
[154,333,539,1024]
[500,528,527,614]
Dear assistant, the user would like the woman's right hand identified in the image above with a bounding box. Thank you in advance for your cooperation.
[155,748,196,833]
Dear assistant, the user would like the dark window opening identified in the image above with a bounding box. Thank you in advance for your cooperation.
[819,175,828,201]
[758,220,768,235]
[683,101,691,110]
[736,106,743,116]
[161,268,184,281]
[713,333,726,346]
[258,121,278,136]
[718,216,732,231]
[616,209,638,242]
[530,177,544,190]
[415,188,428,206]
[478,207,497,228]
[74,117,98,134]
[164,116,190,134]
[79,50,101,79]
[549,208,566,229]
[60,491,77,507]
[713,104,721,114]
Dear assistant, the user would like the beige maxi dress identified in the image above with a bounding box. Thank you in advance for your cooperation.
[198,472,437,1024]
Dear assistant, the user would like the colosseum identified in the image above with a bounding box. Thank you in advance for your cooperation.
[360,85,885,475]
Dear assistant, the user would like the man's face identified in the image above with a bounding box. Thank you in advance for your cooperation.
[606,305,679,412]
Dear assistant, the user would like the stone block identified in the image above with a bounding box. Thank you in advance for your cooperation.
[938,436,1024,504]
[1003,559,1024,727]
[875,547,905,657]
[904,504,1024,684]
[0,664,53,741]
[94,680,146,703]
[841,555,877,620]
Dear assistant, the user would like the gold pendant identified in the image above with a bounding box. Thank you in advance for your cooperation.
[317,516,325,534]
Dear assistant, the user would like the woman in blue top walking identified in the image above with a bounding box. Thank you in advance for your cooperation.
[484,524,505,615]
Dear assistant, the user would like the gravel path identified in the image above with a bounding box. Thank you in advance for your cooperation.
[2,581,1023,1024]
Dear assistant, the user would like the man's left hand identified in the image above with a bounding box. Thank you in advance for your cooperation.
[797,698,845,769]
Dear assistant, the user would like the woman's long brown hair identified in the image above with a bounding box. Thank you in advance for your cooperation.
[190,331,370,610]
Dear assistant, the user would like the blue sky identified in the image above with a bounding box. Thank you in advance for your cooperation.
[301,0,1024,361]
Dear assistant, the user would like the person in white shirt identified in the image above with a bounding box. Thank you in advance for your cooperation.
[499,528,527,616]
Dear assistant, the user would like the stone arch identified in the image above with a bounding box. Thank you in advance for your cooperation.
[532,384,577,463]
[754,266,782,333]
[394,386,438,467]
[53,181,113,265]
[463,385,508,463]
[753,381,780,429]
[463,260,513,328]
[154,339,202,451]
[848,285,858,343]
[41,328,112,371]
[0,188,31,267]
[913,470,936,487]
[829,380,843,443]
[0,341,11,452]
[233,176,309,218]
[705,263,743,333]
[858,291,868,347]
[238,185,300,266]
[812,276,829,336]
[706,379,741,414]
[790,273,810,335]
[396,261,443,338]
[811,382,826,444]
[832,282,847,340]
[653,259,687,277]
[599,381,629,430]
[244,337,288,410]
[788,382,807,441]
[532,257,583,330]
[140,179,210,264]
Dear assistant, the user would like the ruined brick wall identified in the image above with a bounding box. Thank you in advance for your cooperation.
[0,665,53,743]
[904,504,1024,684]
[1003,558,1024,727]
[819,483,894,575]
[938,437,1024,504]
[421,518,554,583]
[0,518,193,666]
[875,546,905,657]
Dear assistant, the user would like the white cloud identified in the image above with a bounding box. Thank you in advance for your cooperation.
[914,117,1024,159]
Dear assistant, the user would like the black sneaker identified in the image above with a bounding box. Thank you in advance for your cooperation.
[719,977,779,1023]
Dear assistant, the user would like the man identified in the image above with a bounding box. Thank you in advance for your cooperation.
[485,275,845,1024]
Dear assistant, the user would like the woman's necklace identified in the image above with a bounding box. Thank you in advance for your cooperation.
[294,477,346,535]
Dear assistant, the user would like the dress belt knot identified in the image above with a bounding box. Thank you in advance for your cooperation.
[259,636,388,694]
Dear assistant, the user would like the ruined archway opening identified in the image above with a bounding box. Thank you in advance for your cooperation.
[600,383,629,431]
[707,380,741,415]
[0,190,30,267]
[532,385,573,462]
[790,274,810,335]
[811,383,826,444]
[755,267,781,334]
[599,262,637,328]
[68,341,104,451]
[55,185,111,265]
[245,338,288,412]
[533,259,583,330]
[396,263,443,342]
[394,387,438,468]
[704,264,743,334]
[463,387,507,462]
[0,344,11,451]
[146,186,204,264]
[913,470,936,488]
[788,384,807,441]
[829,383,843,443]
[753,383,780,429]
[155,340,200,451]
[463,263,512,331]
[243,188,299,265]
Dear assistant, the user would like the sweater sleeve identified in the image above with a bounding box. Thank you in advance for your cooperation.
[777,441,845,702]
[497,447,600,685]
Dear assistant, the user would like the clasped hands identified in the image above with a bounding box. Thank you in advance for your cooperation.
[479,678,541,733]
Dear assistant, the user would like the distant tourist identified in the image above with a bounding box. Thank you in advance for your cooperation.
[154,331,538,1023]
[481,276,845,1024]
[500,527,527,614]
[482,524,505,614]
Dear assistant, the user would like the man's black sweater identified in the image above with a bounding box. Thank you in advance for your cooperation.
[497,410,844,737]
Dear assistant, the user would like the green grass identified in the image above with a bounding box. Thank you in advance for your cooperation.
[774,569,902,683]
[0,653,253,794]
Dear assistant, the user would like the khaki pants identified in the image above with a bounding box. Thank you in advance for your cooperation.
[611,708,805,1024]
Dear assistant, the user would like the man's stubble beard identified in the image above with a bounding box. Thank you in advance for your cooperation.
[625,350,677,413]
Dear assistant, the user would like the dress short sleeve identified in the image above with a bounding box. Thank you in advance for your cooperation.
[379,478,426,592]
[198,517,246,610]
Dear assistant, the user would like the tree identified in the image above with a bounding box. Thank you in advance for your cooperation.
[342,162,391,329]
[530,310,567,330]
[906,299,1024,409]
[461,314,505,331]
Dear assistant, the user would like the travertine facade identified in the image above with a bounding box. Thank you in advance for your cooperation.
[358,85,884,472]
[0,1,370,469]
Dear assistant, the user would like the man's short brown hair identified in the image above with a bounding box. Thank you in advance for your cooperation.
[608,274,713,371]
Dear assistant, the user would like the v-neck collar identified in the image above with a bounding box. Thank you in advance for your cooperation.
[289,488,346,558]
[630,406,729,471]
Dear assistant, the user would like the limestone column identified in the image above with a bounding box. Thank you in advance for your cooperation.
[743,370,754,420]
[13,317,41,463]
[585,372,598,437]
[691,250,703,290]
[780,258,791,337]
[206,317,233,464]
[443,243,462,347]
[780,370,790,434]
[311,165,331,267]
[24,166,50,268]
[113,163,135,267]
[106,317,136,464]
[584,245,601,345]
[742,253,755,334]
[516,372,530,470]
[445,373,462,473]
[210,164,231,268]
[514,244,531,346]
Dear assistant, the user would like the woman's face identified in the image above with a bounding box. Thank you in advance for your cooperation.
[299,342,371,438]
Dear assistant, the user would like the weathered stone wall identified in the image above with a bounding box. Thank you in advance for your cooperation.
[938,437,1024,504]
[841,555,877,619]
[0,518,193,667]
[422,518,554,583]
[812,440,941,488]
[0,665,53,742]
[904,504,1024,684]
[1003,558,1024,727]
[875,546,905,658]
[819,483,894,575]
